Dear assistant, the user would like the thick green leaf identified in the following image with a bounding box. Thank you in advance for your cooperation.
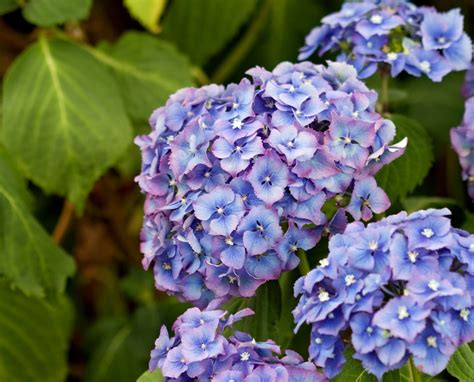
[161,0,258,65]
[23,0,92,26]
[2,35,132,211]
[124,0,166,33]
[332,349,378,382]
[0,149,74,297]
[0,282,73,382]
[376,114,434,202]
[401,196,459,213]
[0,0,18,15]
[137,369,163,382]
[447,343,474,381]
[84,301,186,382]
[88,32,193,123]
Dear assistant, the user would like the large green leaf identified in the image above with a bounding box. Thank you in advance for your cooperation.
[0,282,73,382]
[0,149,74,297]
[23,0,92,26]
[137,369,163,382]
[161,0,258,65]
[0,0,18,15]
[124,0,166,33]
[447,343,474,381]
[87,32,193,123]
[376,114,434,202]
[2,35,132,211]
[84,301,185,382]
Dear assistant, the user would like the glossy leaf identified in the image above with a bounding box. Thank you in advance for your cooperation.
[136,369,163,382]
[23,0,93,26]
[376,114,434,202]
[0,282,73,382]
[161,0,258,65]
[124,0,166,33]
[0,148,74,297]
[2,35,132,211]
[89,32,194,123]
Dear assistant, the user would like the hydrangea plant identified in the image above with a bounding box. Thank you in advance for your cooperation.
[149,306,327,381]
[135,60,406,307]
[299,0,472,81]
[293,208,474,379]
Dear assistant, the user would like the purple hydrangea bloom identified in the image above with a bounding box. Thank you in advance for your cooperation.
[149,307,327,382]
[136,61,405,306]
[451,97,474,200]
[294,208,474,379]
[299,1,472,81]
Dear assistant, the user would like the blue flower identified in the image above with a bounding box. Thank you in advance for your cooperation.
[420,9,464,50]
[237,206,282,256]
[193,186,245,236]
[346,176,390,221]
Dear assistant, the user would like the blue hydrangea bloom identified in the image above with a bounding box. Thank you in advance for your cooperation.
[293,208,474,379]
[299,0,472,81]
[136,61,406,307]
[149,307,327,381]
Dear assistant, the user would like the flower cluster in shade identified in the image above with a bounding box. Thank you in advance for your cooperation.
[299,0,472,81]
[135,60,406,308]
[451,65,474,200]
[293,208,474,379]
[148,306,327,381]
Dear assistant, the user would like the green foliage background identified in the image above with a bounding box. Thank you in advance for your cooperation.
[0,0,472,381]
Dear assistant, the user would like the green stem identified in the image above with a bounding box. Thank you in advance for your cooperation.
[211,0,273,84]
[380,69,389,113]
[298,249,311,276]
[408,358,422,382]
[192,66,211,86]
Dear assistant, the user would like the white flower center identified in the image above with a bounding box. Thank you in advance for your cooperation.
[228,275,236,284]
[352,111,359,118]
[370,14,383,24]
[169,179,177,186]
[366,326,373,334]
[398,306,410,320]
[216,207,224,215]
[408,251,418,263]
[469,244,474,252]
[225,237,234,246]
[162,262,172,270]
[314,337,322,344]
[199,319,205,325]
[288,85,296,93]
[427,336,437,348]
[420,61,431,73]
[319,258,329,267]
[428,279,440,291]
[290,244,298,252]
[368,240,378,251]
[387,52,398,61]
[287,140,295,148]
[318,288,330,302]
[232,118,243,129]
[345,274,356,286]
[437,36,446,44]
[204,171,211,178]
[460,309,470,322]
[201,343,207,350]
[421,228,434,238]
[180,358,186,363]
[232,102,240,109]
[240,352,250,361]
[263,176,271,183]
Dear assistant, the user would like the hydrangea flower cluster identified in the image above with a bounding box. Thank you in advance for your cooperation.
[149,306,327,381]
[451,65,474,200]
[293,208,474,379]
[135,60,406,307]
[299,0,472,81]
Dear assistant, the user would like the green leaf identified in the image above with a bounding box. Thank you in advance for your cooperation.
[0,148,75,297]
[447,343,474,381]
[23,0,92,26]
[376,114,434,202]
[2,35,132,211]
[137,369,163,382]
[124,0,166,33]
[0,0,19,15]
[84,301,186,382]
[161,0,258,65]
[332,349,378,382]
[230,281,282,342]
[401,196,459,213]
[88,31,194,123]
[0,281,73,382]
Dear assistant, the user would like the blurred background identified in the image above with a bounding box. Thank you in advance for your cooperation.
[0,1,472,381]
